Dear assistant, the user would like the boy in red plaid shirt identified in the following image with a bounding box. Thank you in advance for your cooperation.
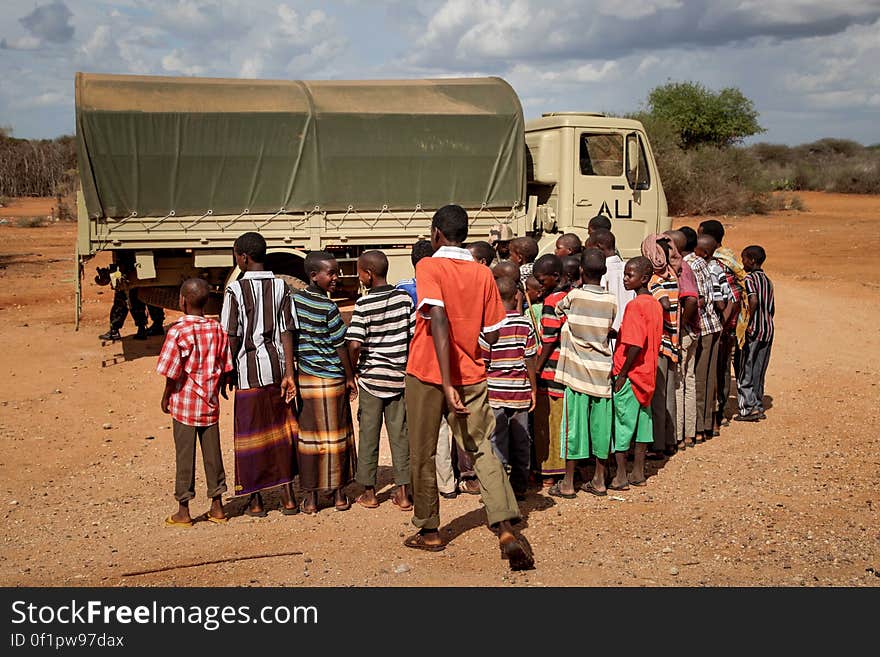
[157,278,234,527]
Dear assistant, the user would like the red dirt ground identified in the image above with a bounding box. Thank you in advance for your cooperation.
[1,191,878,587]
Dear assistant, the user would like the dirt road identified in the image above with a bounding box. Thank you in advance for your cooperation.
[1,191,878,587]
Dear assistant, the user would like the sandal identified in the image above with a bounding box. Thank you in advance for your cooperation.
[403,532,445,552]
[547,482,576,499]
[334,496,352,512]
[500,537,534,571]
[245,493,268,517]
[355,493,380,509]
[299,500,318,516]
[580,482,607,497]
[392,496,413,511]
[459,479,481,495]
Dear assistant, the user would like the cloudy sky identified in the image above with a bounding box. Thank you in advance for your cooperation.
[1,0,878,144]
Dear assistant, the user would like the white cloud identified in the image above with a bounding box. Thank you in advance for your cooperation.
[1,35,42,50]
[596,0,682,20]
[79,25,119,62]
[161,49,206,76]
[11,90,69,109]
[0,0,878,145]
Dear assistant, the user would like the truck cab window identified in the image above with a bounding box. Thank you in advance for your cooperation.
[626,133,651,190]
[579,133,623,177]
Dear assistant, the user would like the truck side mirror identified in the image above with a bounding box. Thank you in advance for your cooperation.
[626,133,640,190]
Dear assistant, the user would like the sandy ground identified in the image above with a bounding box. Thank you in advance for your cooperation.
[0,191,878,587]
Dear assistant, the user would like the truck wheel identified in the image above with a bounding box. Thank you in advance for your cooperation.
[276,273,308,295]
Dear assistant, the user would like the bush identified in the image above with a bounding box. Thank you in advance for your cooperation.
[746,139,880,194]
[14,216,47,228]
[831,160,880,194]
[655,144,777,216]
[0,131,77,198]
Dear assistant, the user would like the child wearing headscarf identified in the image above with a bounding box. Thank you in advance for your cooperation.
[641,234,680,456]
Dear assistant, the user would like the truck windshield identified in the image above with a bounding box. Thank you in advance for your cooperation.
[579,133,623,177]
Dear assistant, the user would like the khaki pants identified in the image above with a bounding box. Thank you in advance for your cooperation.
[355,387,410,487]
[676,331,698,441]
[406,375,520,530]
[435,419,456,495]
[173,420,226,502]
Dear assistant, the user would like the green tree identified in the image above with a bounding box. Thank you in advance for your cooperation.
[645,81,764,149]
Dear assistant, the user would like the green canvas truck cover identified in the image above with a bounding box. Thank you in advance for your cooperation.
[75,73,525,219]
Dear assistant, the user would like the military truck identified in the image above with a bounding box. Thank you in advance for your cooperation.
[75,72,668,321]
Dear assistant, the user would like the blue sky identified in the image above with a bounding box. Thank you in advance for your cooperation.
[1,0,879,145]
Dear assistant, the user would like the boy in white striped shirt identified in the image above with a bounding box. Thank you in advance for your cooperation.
[347,250,416,510]
[221,232,300,518]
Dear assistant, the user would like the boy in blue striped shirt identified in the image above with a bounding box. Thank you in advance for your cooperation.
[292,251,357,514]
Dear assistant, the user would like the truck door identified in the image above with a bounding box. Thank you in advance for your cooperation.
[571,131,651,258]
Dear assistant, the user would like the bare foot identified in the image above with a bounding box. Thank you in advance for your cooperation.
[609,474,629,490]
[334,489,351,511]
[280,483,297,512]
[391,486,412,510]
[208,497,225,520]
[170,507,191,524]
[247,493,265,515]
[301,491,318,515]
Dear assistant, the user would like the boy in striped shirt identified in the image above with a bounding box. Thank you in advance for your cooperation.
[552,249,617,498]
[479,276,538,500]
[221,232,300,518]
[347,250,415,510]
[736,245,775,422]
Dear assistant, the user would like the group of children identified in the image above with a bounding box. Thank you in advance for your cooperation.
[154,210,773,569]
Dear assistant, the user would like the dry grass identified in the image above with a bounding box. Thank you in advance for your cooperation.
[13,216,47,228]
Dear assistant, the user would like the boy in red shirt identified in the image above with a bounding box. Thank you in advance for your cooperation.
[608,257,663,491]
[405,204,533,570]
[157,278,234,526]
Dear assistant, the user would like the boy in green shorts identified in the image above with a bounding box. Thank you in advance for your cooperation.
[609,257,663,490]
[552,249,617,498]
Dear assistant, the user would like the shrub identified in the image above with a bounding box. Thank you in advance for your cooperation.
[14,216,46,228]
[655,144,776,216]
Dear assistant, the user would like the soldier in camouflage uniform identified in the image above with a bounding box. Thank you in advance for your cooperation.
[96,258,165,341]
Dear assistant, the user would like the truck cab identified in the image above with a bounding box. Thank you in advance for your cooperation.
[525,113,669,257]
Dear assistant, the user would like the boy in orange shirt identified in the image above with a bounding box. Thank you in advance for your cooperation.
[404,205,533,570]
[607,257,664,491]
